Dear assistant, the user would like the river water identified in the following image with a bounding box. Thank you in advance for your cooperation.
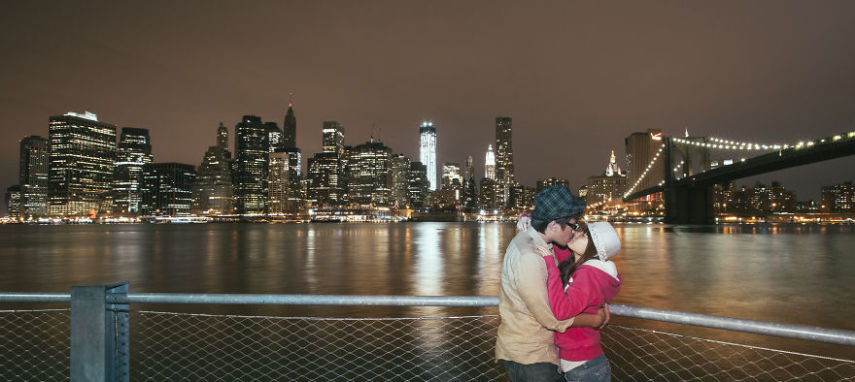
[1,222,853,359]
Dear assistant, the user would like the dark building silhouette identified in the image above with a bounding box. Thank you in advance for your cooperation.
[192,123,233,215]
[48,111,116,217]
[282,103,297,148]
[112,127,153,216]
[141,163,196,216]
[233,116,270,215]
[19,135,49,217]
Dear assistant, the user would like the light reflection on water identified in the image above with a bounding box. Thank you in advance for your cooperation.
[1,222,853,357]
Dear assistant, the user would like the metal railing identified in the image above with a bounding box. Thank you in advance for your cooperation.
[2,284,855,381]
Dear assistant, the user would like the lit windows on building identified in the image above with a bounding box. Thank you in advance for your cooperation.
[48,112,117,217]
[233,115,269,215]
[112,128,153,216]
[19,135,49,217]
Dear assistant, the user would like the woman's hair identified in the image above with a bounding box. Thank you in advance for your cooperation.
[557,223,598,286]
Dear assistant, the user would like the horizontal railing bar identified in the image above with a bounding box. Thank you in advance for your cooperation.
[3,292,855,346]
[0,293,71,303]
[609,304,855,346]
[110,294,500,307]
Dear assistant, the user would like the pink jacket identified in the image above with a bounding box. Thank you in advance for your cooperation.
[544,248,622,361]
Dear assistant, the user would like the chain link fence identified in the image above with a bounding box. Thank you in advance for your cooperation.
[0,309,70,381]
[129,310,855,381]
[2,303,854,381]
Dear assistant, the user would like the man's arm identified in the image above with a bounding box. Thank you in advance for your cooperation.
[570,304,609,328]
[517,252,575,333]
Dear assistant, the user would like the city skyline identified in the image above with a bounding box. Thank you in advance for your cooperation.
[3,1,855,208]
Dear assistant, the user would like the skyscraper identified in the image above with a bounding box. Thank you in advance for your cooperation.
[308,121,346,208]
[625,129,665,195]
[141,163,196,216]
[233,115,270,215]
[266,122,283,152]
[19,136,49,217]
[282,103,297,148]
[192,123,233,215]
[48,111,117,217]
[112,128,153,216]
[322,121,345,155]
[462,155,477,212]
[484,144,496,180]
[419,122,437,191]
[345,140,392,208]
[390,154,411,209]
[495,117,514,181]
[407,162,429,210]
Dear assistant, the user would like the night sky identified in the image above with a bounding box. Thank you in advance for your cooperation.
[3,1,855,211]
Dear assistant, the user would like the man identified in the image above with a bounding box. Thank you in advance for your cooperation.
[496,185,608,382]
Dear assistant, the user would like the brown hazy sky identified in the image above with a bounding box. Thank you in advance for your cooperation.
[2,1,855,210]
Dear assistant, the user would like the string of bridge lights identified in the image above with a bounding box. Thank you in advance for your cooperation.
[672,131,855,151]
[622,143,666,198]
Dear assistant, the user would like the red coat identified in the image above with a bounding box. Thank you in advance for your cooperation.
[544,251,622,361]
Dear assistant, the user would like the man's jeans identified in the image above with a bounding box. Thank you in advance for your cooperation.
[561,353,611,382]
[503,360,562,382]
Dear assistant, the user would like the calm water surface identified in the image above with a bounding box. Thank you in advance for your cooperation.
[1,222,853,357]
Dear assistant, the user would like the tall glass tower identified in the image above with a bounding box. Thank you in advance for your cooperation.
[419,122,437,191]
[112,127,153,215]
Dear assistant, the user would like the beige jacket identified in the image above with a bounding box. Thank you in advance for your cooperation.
[496,228,575,365]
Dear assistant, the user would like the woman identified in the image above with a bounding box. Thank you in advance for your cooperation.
[544,221,622,382]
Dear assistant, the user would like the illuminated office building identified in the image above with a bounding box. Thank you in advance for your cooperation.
[537,177,569,193]
[192,123,233,215]
[408,162,429,209]
[442,162,462,189]
[308,121,346,208]
[390,154,411,208]
[307,152,343,207]
[5,186,22,217]
[112,128,153,216]
[345,140,392,208]
[419,122,437,191]
[48,111,117,217]
[19,135,49,217]
[141,163,196,216]
[822,181,855,212]
[322,121,345,155]
[233,115,270,215]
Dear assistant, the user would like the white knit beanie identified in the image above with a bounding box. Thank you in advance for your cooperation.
[587,222,621,261]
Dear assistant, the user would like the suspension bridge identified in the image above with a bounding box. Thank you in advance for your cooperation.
[620,130,855,224]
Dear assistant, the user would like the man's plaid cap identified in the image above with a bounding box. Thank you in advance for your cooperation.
[531,185,586,222]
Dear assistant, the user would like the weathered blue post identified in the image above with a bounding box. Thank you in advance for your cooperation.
[70,282,129,382]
